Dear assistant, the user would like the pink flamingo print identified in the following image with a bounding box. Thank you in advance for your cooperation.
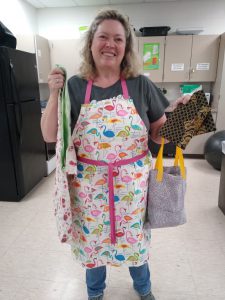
[91,209,101,217]
[78,191,87,198]
[121,169,133,183]
[84,246,92,253]
[106,145,121,161]
[82,138,95,153]
[126,230,138,245]
[106,152,117,161]
[84,241,96,254]
[116,103,128,116]
[115,214,122,221]
[140,180,147,188]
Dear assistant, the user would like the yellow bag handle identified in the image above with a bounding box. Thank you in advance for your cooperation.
[154,137,164,181]
[154,138,186,181]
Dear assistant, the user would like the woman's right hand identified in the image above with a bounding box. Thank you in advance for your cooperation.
[48,67,65,96]
[41,67,64,142]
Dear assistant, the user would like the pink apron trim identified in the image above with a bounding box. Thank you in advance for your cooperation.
[84,80,93,104]
[84,78,129,104]
[121,77,129,99]
[77,150,149,244]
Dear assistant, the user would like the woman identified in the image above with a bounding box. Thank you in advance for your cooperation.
[41,9,189,300]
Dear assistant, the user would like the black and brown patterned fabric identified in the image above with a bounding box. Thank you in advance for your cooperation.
[159,90,216,150]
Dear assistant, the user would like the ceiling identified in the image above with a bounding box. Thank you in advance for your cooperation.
[25,0,201,8]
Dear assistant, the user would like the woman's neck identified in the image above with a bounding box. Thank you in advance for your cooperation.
[93,69,121,88]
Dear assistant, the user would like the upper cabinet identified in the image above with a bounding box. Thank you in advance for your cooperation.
[190,35,220,82]
[16,34,35,53]
[163,35,220,82]
[138,36,165,82]
[50,39,84,79]
[163,36,192,82]
[34,35,51,83]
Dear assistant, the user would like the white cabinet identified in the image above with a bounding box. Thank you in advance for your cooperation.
[163,35,220,82]
[16,34,35,53]
[50,39,84,79]
[34,35,51,83]
[213,33,225,131]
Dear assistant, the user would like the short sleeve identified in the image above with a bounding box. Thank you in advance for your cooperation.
[68,75,87,132]
[143,76,169,123]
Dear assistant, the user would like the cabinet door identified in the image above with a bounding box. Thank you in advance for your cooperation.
[190,35,220,82]
[164,36,192,82]
[50,39,84,79]
[34,35,51,83]
[16,34,35,53]
[138,37,165,82]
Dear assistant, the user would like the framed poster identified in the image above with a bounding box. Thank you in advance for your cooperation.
[143,43,159,70]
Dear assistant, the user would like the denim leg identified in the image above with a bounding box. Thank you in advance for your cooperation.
[129,263,151,296]
[86,266,106,298]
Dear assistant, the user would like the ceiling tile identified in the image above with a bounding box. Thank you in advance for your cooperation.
[43,0,77,7]
[144,0,178,2]
[109,0,143,3]
[25,0,45,8]
[75,0,110,6]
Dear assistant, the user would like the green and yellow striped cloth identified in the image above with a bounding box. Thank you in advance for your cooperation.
[57,65,71,170]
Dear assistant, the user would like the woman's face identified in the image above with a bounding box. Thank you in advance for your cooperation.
[91,19,126,73]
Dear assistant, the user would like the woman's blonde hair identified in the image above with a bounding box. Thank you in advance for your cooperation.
[79,9,141,80]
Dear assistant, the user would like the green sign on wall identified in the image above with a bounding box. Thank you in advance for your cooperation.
[143,43,159,70]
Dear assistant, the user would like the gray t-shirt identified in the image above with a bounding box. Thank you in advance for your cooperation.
[68,74,169,133]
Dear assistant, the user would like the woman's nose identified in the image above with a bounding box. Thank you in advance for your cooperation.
[105,38,114,47]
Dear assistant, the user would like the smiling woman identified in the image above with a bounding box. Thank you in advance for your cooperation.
[90,19,126,80]
[41,8,177,300]
[79,9,140,82]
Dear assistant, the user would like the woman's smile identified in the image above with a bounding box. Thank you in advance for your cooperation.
[91,19,126,71]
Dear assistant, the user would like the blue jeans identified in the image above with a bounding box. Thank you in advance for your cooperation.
[86,263,151,298]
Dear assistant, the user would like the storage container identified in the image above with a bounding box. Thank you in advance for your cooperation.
[139,26,170,36]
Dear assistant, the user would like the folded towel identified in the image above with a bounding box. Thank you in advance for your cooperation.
[54,66,77,244]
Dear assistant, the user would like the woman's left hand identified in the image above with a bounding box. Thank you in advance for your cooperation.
[172,94,191,110]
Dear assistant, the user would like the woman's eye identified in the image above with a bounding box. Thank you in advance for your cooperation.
[115,38,123,43]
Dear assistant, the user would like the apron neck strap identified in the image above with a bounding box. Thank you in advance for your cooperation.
[84,77,129,104]
[121,77,129,99]
[84,80,93,104]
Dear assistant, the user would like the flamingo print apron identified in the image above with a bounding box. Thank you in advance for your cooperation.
[70,79,152,268]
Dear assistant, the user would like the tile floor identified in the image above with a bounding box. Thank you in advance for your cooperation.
[0,158,225,300]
